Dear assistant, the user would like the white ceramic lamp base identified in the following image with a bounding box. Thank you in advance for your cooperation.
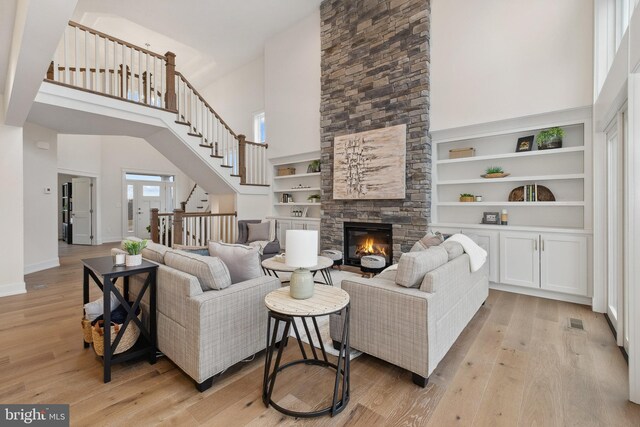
[289,268,314,299]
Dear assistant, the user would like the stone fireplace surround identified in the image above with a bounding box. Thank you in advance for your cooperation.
[319,0,431,262]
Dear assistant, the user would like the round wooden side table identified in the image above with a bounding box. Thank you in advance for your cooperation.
[262,285,350,418]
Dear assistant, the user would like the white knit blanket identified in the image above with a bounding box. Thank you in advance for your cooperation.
[447,233,487,272]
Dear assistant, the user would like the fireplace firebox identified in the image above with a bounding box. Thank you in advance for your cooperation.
[343,222,393,267]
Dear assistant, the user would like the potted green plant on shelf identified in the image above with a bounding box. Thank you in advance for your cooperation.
[460,193,475,202]
[307,160,321,173]
[122,239,148,266]
[307,194,321,203]
[481,166,510,179]
[536,127,564,150]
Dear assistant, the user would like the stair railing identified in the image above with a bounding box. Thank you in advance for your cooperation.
[150,208,237,247]
[46,21,268,186]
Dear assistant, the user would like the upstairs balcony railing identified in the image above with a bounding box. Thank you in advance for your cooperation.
[46,21,268,187]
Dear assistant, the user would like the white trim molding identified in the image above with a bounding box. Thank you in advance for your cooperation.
[627,73,640,404]
[0,281,27,297]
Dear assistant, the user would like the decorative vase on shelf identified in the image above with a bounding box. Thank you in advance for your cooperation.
[125,254,142,267]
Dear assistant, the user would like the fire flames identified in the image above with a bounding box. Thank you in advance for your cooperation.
[355,237,388,258]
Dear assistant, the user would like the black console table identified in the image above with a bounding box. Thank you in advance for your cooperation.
[82,256,158,383]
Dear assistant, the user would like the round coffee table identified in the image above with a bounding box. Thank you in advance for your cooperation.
[261,256,334,286]
[262,285,350,418]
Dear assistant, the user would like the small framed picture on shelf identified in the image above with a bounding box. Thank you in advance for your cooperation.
[515,135,534,152]
[482,211,501,225]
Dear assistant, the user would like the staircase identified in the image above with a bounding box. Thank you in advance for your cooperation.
[36,21,269,195]
[182,184,210,212]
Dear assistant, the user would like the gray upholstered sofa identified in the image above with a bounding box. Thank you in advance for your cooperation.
[236,219,280,260]
[330,241,489,387]
[113,240,280,391]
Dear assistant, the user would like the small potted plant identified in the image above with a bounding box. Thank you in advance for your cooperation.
[307,160,321,173]
[122,239,148,266]
[307,194,321,203]
[482,166,509,179]
[460,193,475,202]
[536,127,564,150]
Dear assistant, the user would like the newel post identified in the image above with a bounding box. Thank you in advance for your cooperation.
[150,208,159,243]
[165,51,177,111]
[173,208,184,246]
[238,134,247,185]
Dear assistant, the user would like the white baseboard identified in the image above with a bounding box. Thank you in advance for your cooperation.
[489,282,592,306]
[101,236,124,244]
[0,281,26,297]
[24,258,60,275]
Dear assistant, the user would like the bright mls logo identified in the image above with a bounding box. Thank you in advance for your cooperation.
[1,405,69,426]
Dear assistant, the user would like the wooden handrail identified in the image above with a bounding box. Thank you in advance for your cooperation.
[68,21,166,60]
[181,211,237,217]
[181,183,198,211]
[175,71,237,138]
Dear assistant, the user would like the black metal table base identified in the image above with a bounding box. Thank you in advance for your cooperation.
[262,267,334,286]
[262,306,350,418]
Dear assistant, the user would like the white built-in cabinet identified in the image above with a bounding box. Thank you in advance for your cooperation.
[500,231,587,296]
[430,108,593,305]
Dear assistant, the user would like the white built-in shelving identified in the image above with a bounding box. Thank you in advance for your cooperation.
[431,108,592,230]
[268,152,322,247]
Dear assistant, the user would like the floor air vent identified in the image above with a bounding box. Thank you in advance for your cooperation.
[569,318,584,330]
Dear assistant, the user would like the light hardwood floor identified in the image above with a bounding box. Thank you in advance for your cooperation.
[1,242,639,426]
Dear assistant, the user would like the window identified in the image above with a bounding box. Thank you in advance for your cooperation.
[253,112,266,143]
[125,173,174,182]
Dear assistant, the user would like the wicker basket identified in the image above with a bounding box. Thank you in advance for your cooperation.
[81,317,93,344]
[92,309,142,356]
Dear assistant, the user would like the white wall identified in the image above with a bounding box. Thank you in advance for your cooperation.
[0,98,25,296]
[23,122,60,273]
[430,0,594,131]
[200,56,265,139]
[265,10,321,158]
[57,135,192,243]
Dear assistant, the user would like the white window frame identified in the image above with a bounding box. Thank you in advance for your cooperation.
[253,111,266,143]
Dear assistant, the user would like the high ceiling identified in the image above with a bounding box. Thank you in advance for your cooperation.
[72,0,322,88]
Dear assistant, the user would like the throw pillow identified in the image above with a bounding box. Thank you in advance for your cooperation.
[164,250,231,291]
[396,246,448,288]
[247,222,271,242]
[441,241,464,261]
[208,241,263,284]
[141,241,169,264]
[410,231,444,252]
[173,244,209,257]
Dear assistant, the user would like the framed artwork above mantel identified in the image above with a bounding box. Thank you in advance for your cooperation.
[333,124,406,200]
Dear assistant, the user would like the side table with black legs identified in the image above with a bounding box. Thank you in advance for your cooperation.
[261,256,334,286]
[262,285,350,418]
[82,256,158,383]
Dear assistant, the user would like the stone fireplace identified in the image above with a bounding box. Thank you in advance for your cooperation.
[344,222,393,267]
[319,0,431,262]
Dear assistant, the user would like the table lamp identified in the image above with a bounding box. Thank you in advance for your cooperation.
[286,230,318,299]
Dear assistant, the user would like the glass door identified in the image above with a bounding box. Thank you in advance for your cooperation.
[124,174,175,239]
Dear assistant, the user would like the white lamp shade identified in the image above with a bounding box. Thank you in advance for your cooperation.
[285,230,318,268]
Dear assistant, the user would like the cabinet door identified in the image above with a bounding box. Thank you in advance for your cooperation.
[277,220,291,249]
[291,221,307,231]
[540,234,587,296]
[462,229,499,283]
[499,232,540,288]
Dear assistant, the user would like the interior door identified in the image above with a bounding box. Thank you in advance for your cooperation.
[540,234,588,296]
[606,120,624,345]
[71,177,93,245]
[499,232,539,288]
[135,182,163,239]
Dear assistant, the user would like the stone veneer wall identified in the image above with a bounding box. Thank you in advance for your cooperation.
[319,0,431,261]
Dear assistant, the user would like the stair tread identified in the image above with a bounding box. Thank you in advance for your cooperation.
[199,144,213,148]
[210,155,223,159]
[220,165,233,168]
[240,183,270,187]
[175,120,190,126]
[188,132,203,137]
